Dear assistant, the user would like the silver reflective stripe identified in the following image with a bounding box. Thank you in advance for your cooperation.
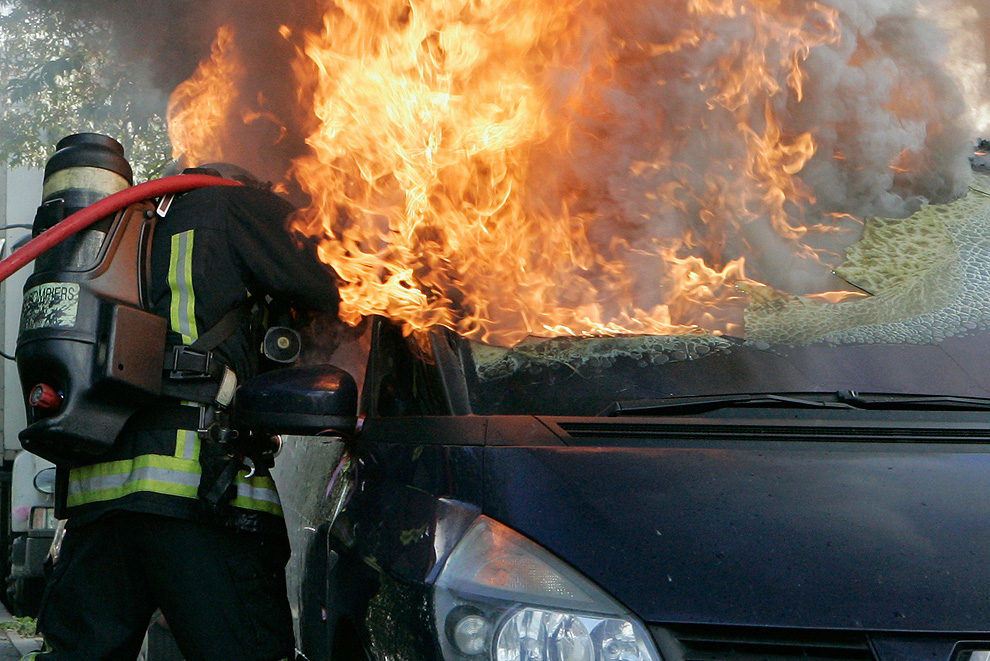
[232,475,283,516]
[169,230,198,344]
[67,458,201,507]
[174,429,200,461]
[235,478,281,506]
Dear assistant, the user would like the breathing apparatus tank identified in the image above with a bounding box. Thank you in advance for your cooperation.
[15,133,167,465]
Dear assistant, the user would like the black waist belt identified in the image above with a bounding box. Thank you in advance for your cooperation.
[126,405,203,431]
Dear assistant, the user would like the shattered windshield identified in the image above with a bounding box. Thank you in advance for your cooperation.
[464,173,990,417]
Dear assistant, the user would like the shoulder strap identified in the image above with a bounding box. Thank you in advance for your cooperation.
[189,296,255,352]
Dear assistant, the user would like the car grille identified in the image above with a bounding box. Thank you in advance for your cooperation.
[650,624,876,661]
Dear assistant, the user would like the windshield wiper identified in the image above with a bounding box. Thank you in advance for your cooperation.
[599,390,990,417]
[600,392,857,417]
[832,391,990,411]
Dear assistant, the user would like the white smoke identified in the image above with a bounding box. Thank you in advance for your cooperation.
[799,0,975,217]
[928,0,990,133]
[500,0,981,299]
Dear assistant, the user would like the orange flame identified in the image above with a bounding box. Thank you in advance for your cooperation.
[169,0,849,346]
[167,25,242,164]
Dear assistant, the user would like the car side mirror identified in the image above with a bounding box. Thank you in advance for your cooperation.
[232,364,358,438]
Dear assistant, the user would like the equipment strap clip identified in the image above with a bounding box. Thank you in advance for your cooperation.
[164,345,218,380]
[156,193,176,218]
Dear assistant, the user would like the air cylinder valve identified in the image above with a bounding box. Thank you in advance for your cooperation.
[28,384,61,413]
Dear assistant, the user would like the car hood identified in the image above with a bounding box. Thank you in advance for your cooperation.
[482,423,990,632]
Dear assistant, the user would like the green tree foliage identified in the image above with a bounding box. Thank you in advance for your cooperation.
[0,2,172,179]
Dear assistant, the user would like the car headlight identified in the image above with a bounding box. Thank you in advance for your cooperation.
[33,467,56,495]
[434,516,662,661]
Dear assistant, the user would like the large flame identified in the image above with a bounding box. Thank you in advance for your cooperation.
[167,24,241,165]
[166,0,966,347]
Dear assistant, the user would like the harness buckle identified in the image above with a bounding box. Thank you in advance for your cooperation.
[165,345,214,380]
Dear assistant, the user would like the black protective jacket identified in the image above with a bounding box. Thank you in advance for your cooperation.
[58,184,340,533]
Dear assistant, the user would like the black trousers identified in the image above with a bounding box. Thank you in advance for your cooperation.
[34,511,295,661]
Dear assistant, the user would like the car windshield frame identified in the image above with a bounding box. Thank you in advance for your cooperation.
[453,330,990,417]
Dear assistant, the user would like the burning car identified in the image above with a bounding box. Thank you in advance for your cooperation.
[80,0,990,658]
[247,169,990,661]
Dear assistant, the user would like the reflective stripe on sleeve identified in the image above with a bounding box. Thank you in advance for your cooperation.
[174,429,200,462]
[66,454,201,507]
[168,230,198,344]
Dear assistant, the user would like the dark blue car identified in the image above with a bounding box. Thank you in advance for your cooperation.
[250,211,990,661]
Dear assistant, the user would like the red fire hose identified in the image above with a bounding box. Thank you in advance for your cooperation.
[0,174,241,284]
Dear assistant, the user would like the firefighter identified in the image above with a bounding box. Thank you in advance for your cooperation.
[27,162,341,660]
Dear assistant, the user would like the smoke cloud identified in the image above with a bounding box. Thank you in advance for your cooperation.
[30,0,990,337]
[42,1,986,197]
[30,0,325,183]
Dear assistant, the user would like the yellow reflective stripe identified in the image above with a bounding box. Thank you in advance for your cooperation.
[174,429,200,461]
[67,454,201,507]
[66,451,285,518]
[168,230,198,344]
[231,474,283,516]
